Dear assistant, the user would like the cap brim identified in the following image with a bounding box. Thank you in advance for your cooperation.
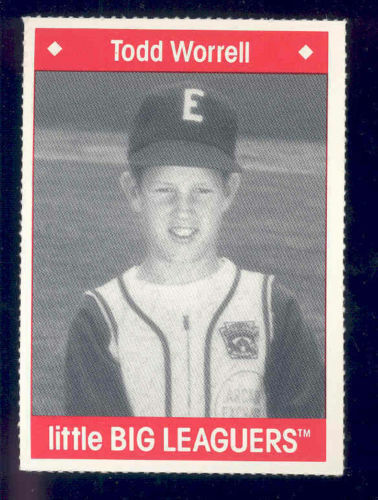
[129,140,241,173]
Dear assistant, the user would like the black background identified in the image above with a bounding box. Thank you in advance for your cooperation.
[1,2,377,498]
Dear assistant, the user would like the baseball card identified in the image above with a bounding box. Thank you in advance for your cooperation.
[20,17,345,474]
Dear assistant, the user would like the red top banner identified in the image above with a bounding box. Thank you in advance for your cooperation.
[34,29,328,73]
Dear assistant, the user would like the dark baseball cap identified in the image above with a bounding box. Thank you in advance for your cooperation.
[128,85,241,173]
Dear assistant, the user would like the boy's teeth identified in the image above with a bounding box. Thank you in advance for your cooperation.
[171,228,195,237]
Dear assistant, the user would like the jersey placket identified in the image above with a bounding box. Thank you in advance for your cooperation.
[183,314,191,415]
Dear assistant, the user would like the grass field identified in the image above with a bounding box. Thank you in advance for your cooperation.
[32,142,326,415]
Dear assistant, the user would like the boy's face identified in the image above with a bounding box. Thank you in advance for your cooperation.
[127,166,239,264]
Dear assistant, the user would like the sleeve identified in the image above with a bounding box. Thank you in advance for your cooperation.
[264,281,325,418]
[64,294,133,416]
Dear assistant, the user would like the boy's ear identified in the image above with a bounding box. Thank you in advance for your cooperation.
[120,170,142,212]
[223,172,241,211]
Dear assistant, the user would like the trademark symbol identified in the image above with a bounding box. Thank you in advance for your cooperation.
[297,429,311,438]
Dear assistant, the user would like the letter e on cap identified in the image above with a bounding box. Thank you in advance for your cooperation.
[183,89,204,122]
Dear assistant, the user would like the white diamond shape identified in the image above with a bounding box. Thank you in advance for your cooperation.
[48,41,62,56]
[298,45,313,60]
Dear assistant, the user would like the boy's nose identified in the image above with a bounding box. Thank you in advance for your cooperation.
[175,192,194,217]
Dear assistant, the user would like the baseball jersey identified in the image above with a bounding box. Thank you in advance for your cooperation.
[64,258,324,418]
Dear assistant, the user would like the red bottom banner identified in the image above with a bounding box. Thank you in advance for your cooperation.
[31,416,326,462]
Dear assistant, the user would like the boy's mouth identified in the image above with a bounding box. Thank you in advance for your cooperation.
[169,226,198,241]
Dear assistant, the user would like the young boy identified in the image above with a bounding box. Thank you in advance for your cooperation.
[64,85,324,418]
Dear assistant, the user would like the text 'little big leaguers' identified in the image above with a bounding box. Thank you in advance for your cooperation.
[65,85,324,419]
[48,425,300,454]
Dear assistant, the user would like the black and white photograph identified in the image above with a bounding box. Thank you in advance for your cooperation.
[32,72,326,419]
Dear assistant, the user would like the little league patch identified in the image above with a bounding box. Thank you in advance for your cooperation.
[20,17,346,475]
[220,322,259,359]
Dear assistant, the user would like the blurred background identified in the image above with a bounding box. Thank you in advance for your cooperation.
[33,72,326,415]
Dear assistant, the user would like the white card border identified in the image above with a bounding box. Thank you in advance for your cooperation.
[20,16,346,475]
